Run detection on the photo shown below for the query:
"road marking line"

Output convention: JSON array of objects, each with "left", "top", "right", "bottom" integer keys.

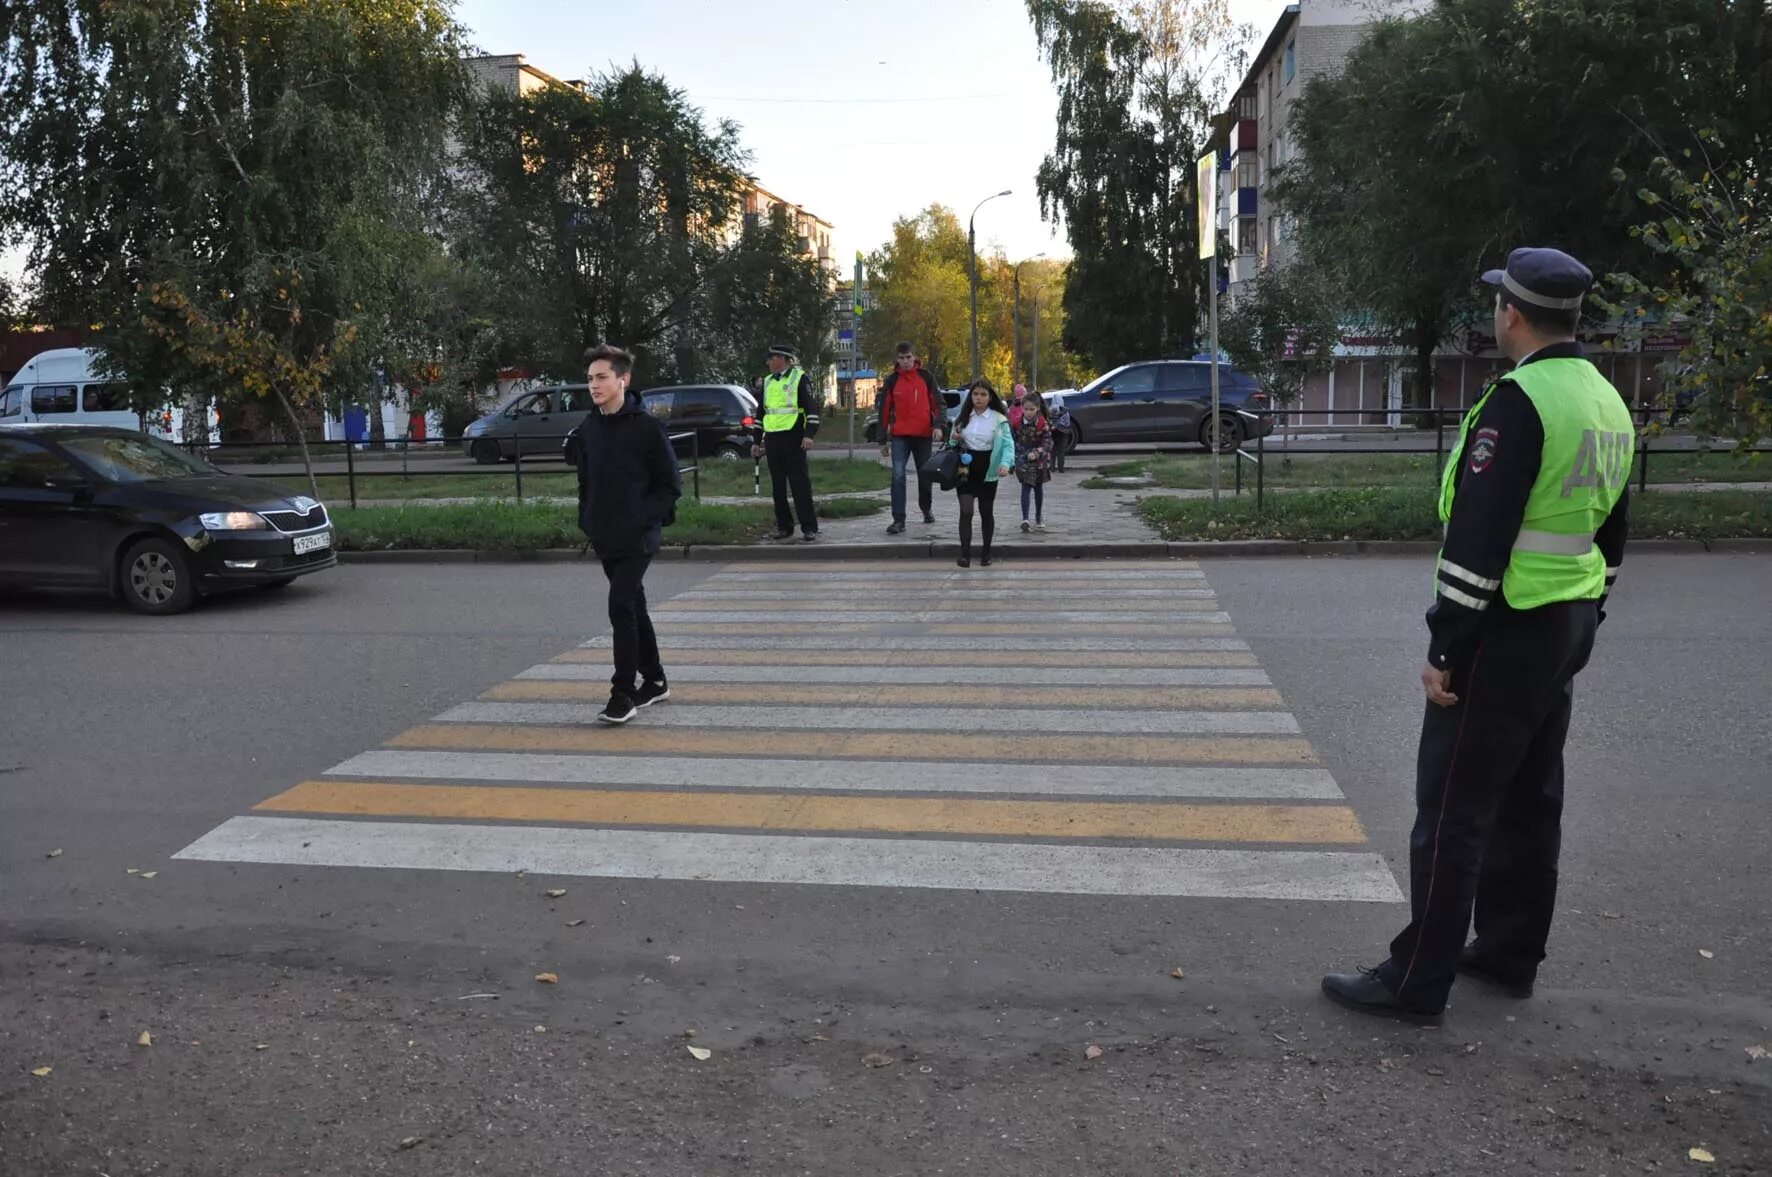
[
  {"left": 708, "top": 561, "right": 1202, "bottom": 573},
  {"left": 576, "top": 635, "right": 1248, "bottom": 651},
  {"left": 666, "top": 591, "right": 1222, "bottom": 606},
  {"left": 689, "top": 580, "right": 1215, "bottom": 592},
  {"left": 480, "top": 681, "right": 1287, "bottom": 708},
  {"left": 434, "top": 701, "right": 1302, "bottom": 735},
  {"left": 552, "top": 649, "right": 1262, "bottom": 668},
  {"left": 386, "top": 724, "right": 1320, "bottom": 765},
  {"left": 174, "top": 817, "right": 1405, "bottom": 902},
  {"left": 256, "top": 782, "right": 1368, "bottom": 844},
  {"left": 540, "top": 654, "right": 1266, "bottom": 674},
  {"left": 648, "top": 606, "right": 1228, "bottom": 622},
  {"left": 704, "top": 569, "right": 1205, "bottom": 581},
  {"left": 325, "top": 751, "right": 1345, "bottom": 799},
  {"left": 649, "top": 617, "right": 1234, "bottom": 632}
]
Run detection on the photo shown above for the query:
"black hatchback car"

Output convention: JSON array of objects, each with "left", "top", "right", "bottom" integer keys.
[
  {"left": 1063, "top": 360, "right": 1274, "bottom": 451},
  {"left": 0, "top": 425, "right": 335, "bottom": 614},
  {"left": 562, "top": 384, "right": 761, "bottom": 466}
]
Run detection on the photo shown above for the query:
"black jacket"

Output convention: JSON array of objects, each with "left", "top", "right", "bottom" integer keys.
[
  {"left": 1427, "top": 341, "right": 1630, "bottom": 670},
  {"left": 572, "top": 391, "right": 682, "bottom": 558}
]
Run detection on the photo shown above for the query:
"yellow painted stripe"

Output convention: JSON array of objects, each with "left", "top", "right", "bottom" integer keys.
[
  {"left": 662, "top": 598, "right": 1224, "bottom": 613},
  {"left": 257, "top": 781, "right": 1364, "bottom": 844},
  {"left": 482, "top": 681, "right": 1286, "bottom": 709},
  {"left": 554, "top": 649, "right": 1261, "bottom": 668},
  {"left": 388, "top": 724, "right": 1318, "bottom": 765},
  {"left": 654, "top": 622, "right": 1234, "bottom": 636},
  {"left": 710, "top": 562, "right": 1202, "bottom": 573}
]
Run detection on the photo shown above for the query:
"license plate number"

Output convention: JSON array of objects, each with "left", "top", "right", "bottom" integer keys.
[{"left": 292, "top": 531, "right": 331, "bottom": 555}]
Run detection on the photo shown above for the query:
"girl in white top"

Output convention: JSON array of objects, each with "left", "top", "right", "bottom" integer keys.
[{"left": 946, "top": 380, "right": 1014, "bottom": 567}]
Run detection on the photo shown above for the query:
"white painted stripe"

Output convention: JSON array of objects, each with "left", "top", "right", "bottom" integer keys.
[
  {"left": 648, "top": 610, "right": 1234, "bottom": 625},
  {"left": 705, "top": 570, "right": 1206, "bottom": 581},
  {"left": 326, "top": 750, "right": 1345, "bottom": 799},
  {"left": 174, "top": 816, "right": 1405, "bottom": 902},
  {"left": 1436, "top": 583, "right": 1491, "bottom": 611},
  {"left": 1437, "top": 558, "right": 1501, "bottom": 592},
  {"left": 579, "top": 635, "right": 1249, "bottom": 652},
  {"left": 519, "top": 664, "right": 1274, "bottom": 686},
  {"left": 434, "top": 701, "right": 1302, "bottom": 735},
  {"left": 673, "top": 588, "right": 1221, "bottom": 601}
]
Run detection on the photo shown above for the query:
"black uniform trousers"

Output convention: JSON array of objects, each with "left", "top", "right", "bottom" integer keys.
[
  {"left": 764, "top": 432, "right": 817, "bottom": 536},
  {"left": 1377, "top": 598, "right": 1599, "bottom": 1012}
]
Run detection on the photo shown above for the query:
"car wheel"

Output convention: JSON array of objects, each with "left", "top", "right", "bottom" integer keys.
[
  {"left": 717, "top": 444, "right": 746, "bottom": 462},
  {"left": 120, "top": 537, "right": 197, "bottom": 615},
  {"left": 1067, "top": 422, "right": 1084, "bottom": 450},
  {"left": 1201, "top": 413, "right": 1244, "bottom": 453},
  {"left": 470, "top": 438, "right": 502, "bottom": 465}
]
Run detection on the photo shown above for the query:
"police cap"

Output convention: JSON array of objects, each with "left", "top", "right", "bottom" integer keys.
[
  {"left": 767, "top": 343, "right": 798, "bottom": 360},
  {"left": 1480, "top": 247, "right": 1592, "bottom": 311}
]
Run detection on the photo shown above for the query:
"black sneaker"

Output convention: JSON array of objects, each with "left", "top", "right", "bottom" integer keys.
[
  {"left": 922, "top": 511, "right": 936, "bottom": 524},
  {"left": 886, "top": 520, "right": 906, "bottom": 535},
  {"left": 956, "top": 555, "right": 971, "bottom": 568},
  {"left": 597, "top": 690, "right": 638, "bottom": 725},
  {"left": 773, "top": 529, "right": 795, "bottom": 540},
  {"left": 803, "top": 531, "right": 819, "bottom": 542},
  {"left": 634, "top": 679, "right": 671, "bottom": 708}
]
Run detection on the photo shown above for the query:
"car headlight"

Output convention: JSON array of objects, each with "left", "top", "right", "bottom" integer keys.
[{"left": 199, "top": 511, "right": 269, "bottom": 530}]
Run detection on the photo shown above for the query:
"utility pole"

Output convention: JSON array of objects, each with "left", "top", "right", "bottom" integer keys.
[
  {"left": 967, "top": 189, "right": 1012, "bottom": 382},
  {"left": 1197, "top": 151, "right": 1221, "bottom": 503},
  {"left": 1012, "top": 253, "right": 1046, "bottom": 387}
]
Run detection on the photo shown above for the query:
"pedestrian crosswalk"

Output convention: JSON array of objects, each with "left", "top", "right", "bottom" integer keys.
[{"left": 174, "top": 561, "right": 1404, "bottom": 904}]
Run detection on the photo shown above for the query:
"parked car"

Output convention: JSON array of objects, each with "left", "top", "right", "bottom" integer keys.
[
  {"left": 1063, "top": 361, "right": 1274, "bottom": 451},
  {"left": 561, "top": 384, "right": 760, "bottom": 466},
  {"left": 0, "top": 424, "right": 335, "bottom": 614},
  {"left": 460, "top": 385, "right": 593, "bottom": 464}
]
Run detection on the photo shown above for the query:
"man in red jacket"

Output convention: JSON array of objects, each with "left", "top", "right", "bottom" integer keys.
[{"left": 876, "top": 341, "right": 948, "bottom": 534}]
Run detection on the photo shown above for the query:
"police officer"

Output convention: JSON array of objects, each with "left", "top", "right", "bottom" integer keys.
[
  {"left": 752, "top": 343, "right": 821, "bottom": 541},
  {"left": 1322, "top": 248, "right": 1634, "bottom": 1025}
]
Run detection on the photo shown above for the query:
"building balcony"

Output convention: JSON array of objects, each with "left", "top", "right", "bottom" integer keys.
[
  {"left": 1237, "top": 188, "right": 1257, "bottom": 216},
  {"left": 1236, "top": 119, "right": 1257, "bottom": 151}
]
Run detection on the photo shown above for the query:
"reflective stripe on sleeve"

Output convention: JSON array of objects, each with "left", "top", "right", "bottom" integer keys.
[
  {"left": 1438, "top": 582, "right": 1492, "bottom": 611},
  {"left": 1438, "top": 559, "right": 1501, "bottom": 592}
]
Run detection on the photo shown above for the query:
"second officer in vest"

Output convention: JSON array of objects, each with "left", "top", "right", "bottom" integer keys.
[
  {"left": 1322, "top": 247, "right": 1634, "bottom": 1024},
  {"left": 751, "top": 343, "right": 821, "bottom": 541}
]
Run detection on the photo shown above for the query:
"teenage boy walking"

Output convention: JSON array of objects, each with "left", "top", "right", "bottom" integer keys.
[
  {"left": 876, "top": 341, "right": 947, "bottom": 533},
  {"left": 572, "top": 343, "right": 682, "bottom": 725}
]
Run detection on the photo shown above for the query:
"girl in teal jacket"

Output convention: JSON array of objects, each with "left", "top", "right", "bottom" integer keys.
[{"left": 947, "top": 379, "right": 1015, "bottom": 567}]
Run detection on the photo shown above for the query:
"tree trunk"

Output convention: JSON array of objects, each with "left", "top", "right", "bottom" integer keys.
[
  {"left": 1414, "top": 317, "right": 1437, "bottom": 417},
  {"left": 272, "top": 386, "right": 321, "bottom": 501}
]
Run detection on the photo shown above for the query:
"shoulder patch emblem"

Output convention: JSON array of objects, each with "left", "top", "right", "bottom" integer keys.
[{"left": 1467, "top": 427, "right": 1499, "bottom": 474}]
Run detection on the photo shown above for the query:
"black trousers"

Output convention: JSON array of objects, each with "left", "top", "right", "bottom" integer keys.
[
  {"left": 1377, "top": 599, "right": 1598, "bottom": 1011},
  {"left": 601, "top": 554, "right": 663, "bottom": 693},
  {"left": 765, "top": 433, "right": 817, "bottom": 535}
]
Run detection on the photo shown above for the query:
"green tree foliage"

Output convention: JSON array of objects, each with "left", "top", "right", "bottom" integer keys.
[
  {"left": 1219, "top": 260, "right": 1341, "bottom": 413},
  {"left": 1603, "top": 143, "right": 1771, "bottom": 445},
  {"left": 0, "top": 0, "right": 469, "bottom": 473},
  {"left": 455, "top": 64, "right": 830, "bottom": 391},
  {"left": 1277, "top": 0, "right": 1772, "bottom": 407},
  {"left": 1026, "top": 0, "right": 1249, "bottom": 372}
]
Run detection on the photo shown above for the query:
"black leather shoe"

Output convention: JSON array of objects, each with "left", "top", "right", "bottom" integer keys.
[
  {"left": 956, "top": 556, "right": 971, "bottom": 568},
  {"left": 886, "top": 520, "right": 906, "bottom": 535},
  {"left": 1321, "top": 968, "right": 1443, "bottom": 1026},
  {"left": 773, "top": 529, "right": 794, "bottom": 540},
  {"left": 1456, "top": 946, "right": 1535, "bottom": 998}
]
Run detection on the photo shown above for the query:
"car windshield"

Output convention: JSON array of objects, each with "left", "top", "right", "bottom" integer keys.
[{"left": 60, "top": 433, "right": 219, "bottom": 483}]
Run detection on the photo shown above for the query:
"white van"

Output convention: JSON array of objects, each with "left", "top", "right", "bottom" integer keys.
[{"left": 0, "top": 346, "right": 218, "bottom": 442}]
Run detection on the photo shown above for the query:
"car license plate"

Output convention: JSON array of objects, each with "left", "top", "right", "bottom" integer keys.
[{"left": 292, "top": 531, "right": 331, "bottom": 555}]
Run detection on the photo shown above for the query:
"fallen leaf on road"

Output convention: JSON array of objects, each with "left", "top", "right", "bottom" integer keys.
[
  {"left": 46, "top": 849, "right": 62, "bottom": 859},
  {"left": 30, "top": 1066, "right": 51, "bottom": 1077},
  {"left": 565, "top": 919, "right": 585, "bottom": 928},
  {"left": 1084, "top": 1045, "right": 1104, "bottom": 1061},
  {"left": 254, "top": 1045, "right": 269, "bottom": 1051},
  {"left": 136, "top": 1031, "right": 152, "bottom": 1047},
  {"left": 455, "top": 993, "right": 499, "bottom": 1001},
  {"left": 1465, "top": 1043, "right": 1482, "bottom": 1054},
  {"left": 400, "top": 1136, "right": 424, "bottom": 1151},
  {"left": 1689, "top": 1146, "right": 1716, "bottom": 1163},
  {"left": 1746, "top": 1045, "right": 1768, "bottom": 1062},
  {"left": 1698, "top": 949, "right": 1715, "bottom": 960},
  {"left": 126, "top": 868, "right": 140, "bottom": 875},
  {"left": 534, "top": 972, "right": 558, "bottom": 984},
  {"left": 139, "top": 871, "right": 157, "bottom": 880},
  {"left": 687, "top": 1046, "right": 712, "bottom": 1061},
  {"left": 684, "top": 1029, "right": 698, "bottom": 1038},
  {"left": 666, "top": 954, "right": 682, "bottom": 965},
  {"left": 544, "top": 889, "right": 566, "bottom": 898},
  {"left": 1169, "top": 967, "right": 1185, "bottom": 980},
  {"left": 862, "top": 1052, "right": 895, "bottom": 1068}
]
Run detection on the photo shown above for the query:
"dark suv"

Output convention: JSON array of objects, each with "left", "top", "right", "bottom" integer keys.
[
  {"left": 562, "top": 384, "right": 760, "bottom": 466},
  {"left": 1063, "top": 361, "right": 1273, "bottom": 451}
]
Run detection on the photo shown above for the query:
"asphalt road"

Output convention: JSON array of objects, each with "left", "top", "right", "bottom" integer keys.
[{"left": 2, "top": 556, "right": 1768, "bottom": 1175}]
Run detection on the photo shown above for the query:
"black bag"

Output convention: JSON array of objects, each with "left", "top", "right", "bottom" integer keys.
[{"left": 921, "top": 446, "right": 962, "bottom": 491}]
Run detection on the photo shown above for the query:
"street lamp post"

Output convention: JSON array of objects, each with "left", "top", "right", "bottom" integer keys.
[
  {"left": 968, "top": 189, "right": 1012, "bottom": 383},
  {"left": 1013, "top": 253, "right": 1046, "bottom": 387}
]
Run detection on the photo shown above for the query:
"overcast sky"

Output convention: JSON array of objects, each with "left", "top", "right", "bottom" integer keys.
[{"left": 453, "top": 0, "right": 1284, "bottom": 267}]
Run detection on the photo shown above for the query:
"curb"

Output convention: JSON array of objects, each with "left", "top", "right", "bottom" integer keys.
[{"left": 334, "top": 536, "right": 1771, "bottom": 565}]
